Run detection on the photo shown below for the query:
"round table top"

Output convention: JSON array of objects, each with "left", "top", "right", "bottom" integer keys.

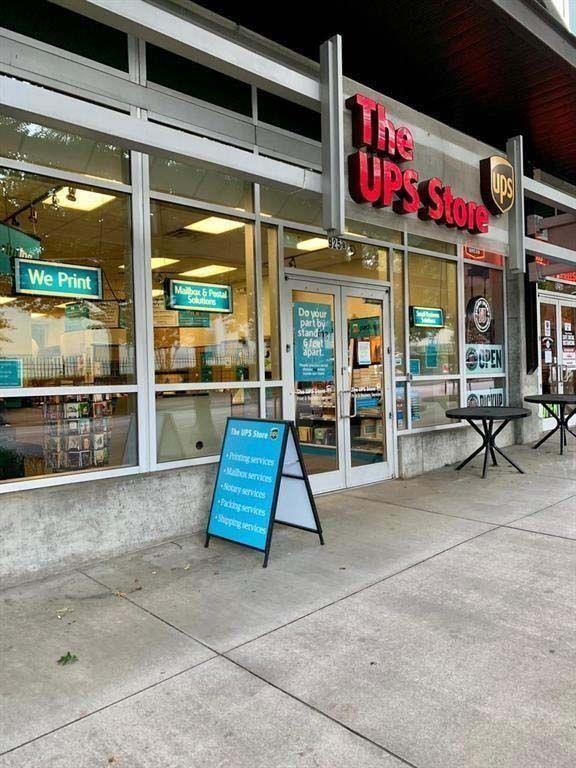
[
  {"left": 446, "top": 407, "right": 530, "bottom": 421},
  {"left": 524, "top": 393, "right": 576, "bottom": 405}
]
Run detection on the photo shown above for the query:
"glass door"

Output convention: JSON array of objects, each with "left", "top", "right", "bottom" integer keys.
[
  {"left": 284, "top": 277, "right": 393, "bottom": 493},
  {"left": 539, "top": 301, "right": 560, "bottom": 397},
  {"left": 560, "top": 302, "right": 576, "bottom": 396},
  {"left": 342, "top": 285, "right": 393, "bottom": 486},
  {"left": 538, "top": 297, "right": 576, "bottom": 427},
  {"left": 285, "top": 280, "right": 345, "bottom": 493}
]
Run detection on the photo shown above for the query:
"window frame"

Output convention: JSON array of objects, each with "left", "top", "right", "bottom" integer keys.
[
  {"left": 146, "top": 177, "right": 283, "bottom": 473},
  {"left": 394, "top": 245, "right": 508, "bottom": 434},
  {"left": 462, "top": 252, "right": 509, "bottom": 414},
  {"left": 0, "top": 151, "right": 147, "bottom": 493}
]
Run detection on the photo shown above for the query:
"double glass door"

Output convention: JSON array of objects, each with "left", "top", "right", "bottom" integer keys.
[
  {"left": 538, "top": 296, "right": 576, "bottom": 425},
  {"left": 284, "top": 276, "right": 393, "bottom": 493}
]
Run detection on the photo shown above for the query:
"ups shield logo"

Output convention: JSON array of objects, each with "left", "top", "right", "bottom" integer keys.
[{"left": 480, "top": 156, "right": 515, "bottom": 215}]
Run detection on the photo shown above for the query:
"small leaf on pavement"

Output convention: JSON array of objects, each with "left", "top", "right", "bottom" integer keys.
[{"left": 57, "top": 652, "right": 78, "bottom": 666}]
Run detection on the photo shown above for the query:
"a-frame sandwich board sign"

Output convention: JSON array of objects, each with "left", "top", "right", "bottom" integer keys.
[{"left": 205, "top": 418, "right": 323, "bottom": 567}]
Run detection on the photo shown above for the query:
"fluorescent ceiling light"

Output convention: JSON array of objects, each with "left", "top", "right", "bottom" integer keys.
[
  {"left": 120, "top": 258, "right": 178, "bottom": 272},
  {"left": 151, "top": 289, "right": 164, "bottom": 297},
  {"left": 296, "top": 237, "right": 330, "bottom": 252},
  {"left": 180, "top": 265, "right": 237, "bottom": 278},
  {"left": 42, "top": 188, "right": 116, "bottom": 211},
  {"left": 152, "top": 257, "right": 179, "bottom": 270},
  {"left": 185, "top": 217, "right": 244, "bottom": 234},
  {"left": 31, "top": 312, "right": 46, "bottom": 318},
  {"left": 55, "top": 302, "right": 72, "bottom": 308},
  {"left": 0, "top": 297, "right": 16, "bottom": 305}
]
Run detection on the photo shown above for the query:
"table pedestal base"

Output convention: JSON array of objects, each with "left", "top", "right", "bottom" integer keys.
[
  {"left": 533, "top": 404, "right": 576, "bottom": 456},
  {"left": 456, "top": 419, "right": 525, "bottom": 479}
]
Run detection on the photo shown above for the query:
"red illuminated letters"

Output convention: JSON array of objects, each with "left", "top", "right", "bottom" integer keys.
[
  {"left": 346, "top": 94, "right": 415, "bottom": 162},
  {"left": 346, "top": 93, "right": 490, "bottom": 235}
]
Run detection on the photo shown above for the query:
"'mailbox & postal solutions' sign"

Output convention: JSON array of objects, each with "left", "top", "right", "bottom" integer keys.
[{"left": 346, "top": 94, "right": 492, "bottom": 235}]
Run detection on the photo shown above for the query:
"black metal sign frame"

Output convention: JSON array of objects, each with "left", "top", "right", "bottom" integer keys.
[{"left": 205, "top": 418, "right": 324, "bottom": 567}]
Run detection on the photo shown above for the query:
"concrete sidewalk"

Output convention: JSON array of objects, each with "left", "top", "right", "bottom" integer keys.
[{"left": 1, "top": 441, "right": 574, "bottom": 768}]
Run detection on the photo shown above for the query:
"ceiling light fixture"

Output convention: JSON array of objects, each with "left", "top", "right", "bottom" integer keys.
[
  {"left": 185, "top": 217, "right": 244, "bottom": 235},
  {"left": 151, "top": 288, "right": 164, "bottom": 297},
  {"left": 0, "top": 297, "right": 16, "bottom": 305},
  {"left": 42, "top": 188, "right": 116, "bottom": 211},
  {"left": 118, "top": 258, "right": 179, "bottom": 272},
  {"left": 151, "top": 257, "right": 179, "bottom": 270},
  {"left": 31, "top": 312, "right": 46, "bottom": 318},
  {"left": 180, "top": 265, "right": 237, "bottom": 278},
  {"left": 296, "top": 237, "right": 330, "bottom": 252}
]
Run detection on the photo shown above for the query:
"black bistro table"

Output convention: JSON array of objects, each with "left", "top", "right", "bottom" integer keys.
[
  {"left": 445, "top": 406, "right": 530, "bottom": 479},
  {"left": 524, "top": 394, "right": 576, "bottom": 455}
]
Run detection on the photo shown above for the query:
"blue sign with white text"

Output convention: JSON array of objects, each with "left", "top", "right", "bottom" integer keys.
[
  {"left": 14, "top": 258, "right": 102, "bottom": 300},
  {"left": 293, "top": 301, "right": 334, "bottom": 382},
  {"left": 0, "top": 359, "right": 23, "bottom": 388},
  {"left": 166, "top": 280, "right": 232, "bottom": 313},
  {"left": 208, "top": 419, "right": 287, "bottom": 551}
]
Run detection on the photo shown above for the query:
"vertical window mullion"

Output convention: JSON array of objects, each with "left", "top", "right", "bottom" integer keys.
[
  {"left": 137, "top": 152, "right": 157, "bottom": 471},
  {"left": 457, "top": 251, "right": 466, "bottom": 407},
  {"left": 404, "top": 246, "right": 412, "bottom": 431}
]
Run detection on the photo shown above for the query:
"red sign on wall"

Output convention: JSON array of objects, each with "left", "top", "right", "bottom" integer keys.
[
  {"left": 346, "top": 93, "right": 491, "bottom": 235},
  {"left": 463, "top": 246, "right": 504, "bottom": 266}
]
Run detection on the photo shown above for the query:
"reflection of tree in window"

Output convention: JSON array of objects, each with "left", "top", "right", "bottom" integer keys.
[
  {"left": 408, "top": 254, "right": 458, "bottom": 375},
  {"left": 0, "top": 167, "right": 134, "bottom": 387}
]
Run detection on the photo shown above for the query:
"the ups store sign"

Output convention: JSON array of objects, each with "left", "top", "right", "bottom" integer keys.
[{"left": 480, "top": 155, "right": 515, "bottom": 215}]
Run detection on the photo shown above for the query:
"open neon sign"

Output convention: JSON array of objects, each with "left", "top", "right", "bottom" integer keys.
[{"left": 346, "top": 94, "right": 490, "bottom": 235}]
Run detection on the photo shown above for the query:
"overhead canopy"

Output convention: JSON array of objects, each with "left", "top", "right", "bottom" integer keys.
[{"left": 195, "top": 0, "right": 576, "bottom": 186}]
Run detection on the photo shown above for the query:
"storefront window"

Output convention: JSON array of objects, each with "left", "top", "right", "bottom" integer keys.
[
  {"left": 345, "top": 221, "right": 402, "bottom": 245},
  {"left": 260, "top": 185, "right": 321, "bottom": 225},
  {"left": 262, "top": 225, "right": 281, "bottom": 380},
  {"left": 407, "top": 234, "right": 457, "bottom": 255},
  {"left": 284, "top": 229, "right": 389, "bottom": 280},
  {"left": 466, "top": 378, "right": 505, "bottom": 407},
  {"left": 408, "top": 253, "right": 458, "bottom": 375},
  {"left": 265, "top": 387, "right": 283, "bottom": 420},
  {"left": 0, "top": 116, "right": 130, "bottom": 183},
  {"left": 395, "top": 381, "right": 407, "bottom": 431},
  {"left": 410, "top": 380, "right": 459, "bottom": 429},
  {"left": 392, "top": 250, "right": 405, "bottom": 375},
  {"left": 0, "top": 168, "right": 135, "bottom": 387},
  {"left": 149, "top": 156, "right": 253, "bottom": 211},
  {"left": 537, "top": 278, "right": 576, "bottom": 296},
  {"left": 151, "top": 201, "right": 257, "bottom": 384},
  {"left": 463, "top": 246, "right": 504, "bottom": 267},
  {"left": 464, "top": 263, "right": 505, "bottom": 378},
  {"left": 156, "top": 388, "right": 259, "bottom": 462},
  {"left": 0, "top": 393, "right": 137, "bottom": 482}
]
